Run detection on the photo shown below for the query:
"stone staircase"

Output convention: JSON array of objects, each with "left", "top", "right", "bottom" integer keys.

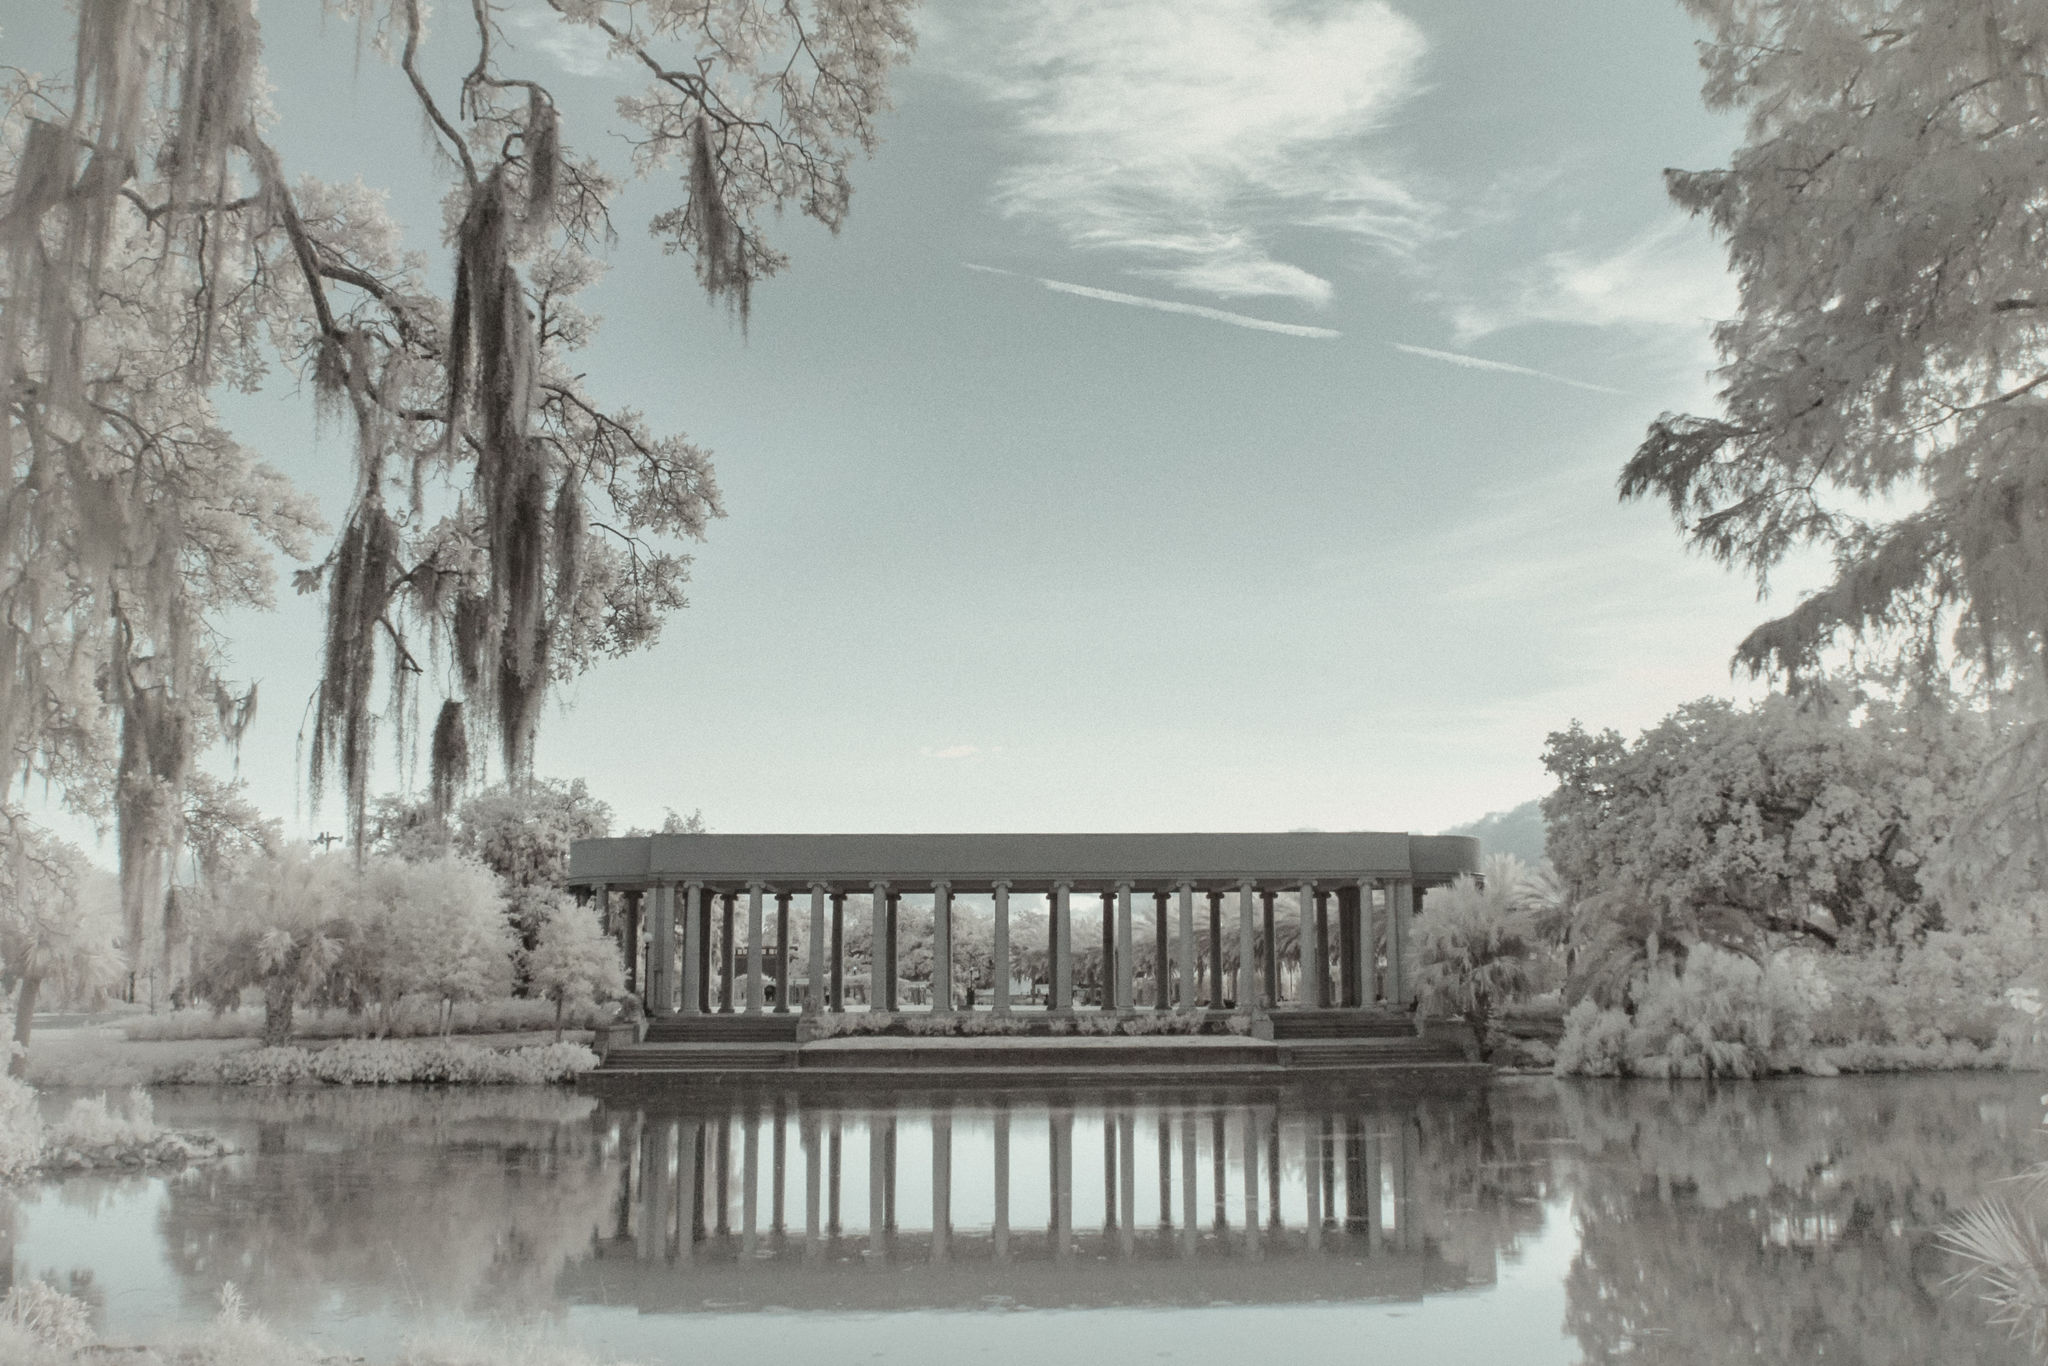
[
  {"left": 602, "top": 1043, "right": 798, "bottom": 1071},
  {"left": 1268, "top": 1009, "right": 1417, "bottom": 1040},
  {"left": 1277, "top": 1038, "right": 1472, "bottom": 1068},
  {"left": 641, "top": 1015, "right": 801, "bottom": 1044}
]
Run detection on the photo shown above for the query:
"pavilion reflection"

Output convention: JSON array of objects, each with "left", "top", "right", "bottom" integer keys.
[{"left": 572, "top": 1090, "right": 1481, "bottom": 1310}]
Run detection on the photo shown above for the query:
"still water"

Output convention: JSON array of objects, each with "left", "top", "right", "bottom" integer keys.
[{"left": 4, "top": 1075, "right": 2040, "bottom": 1364}]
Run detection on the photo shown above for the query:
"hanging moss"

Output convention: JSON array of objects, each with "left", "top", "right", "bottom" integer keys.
[
  {"left": 686, "top": 115, "right": 748, "bottom": 323},
  {"left": 429, "top": 697, "right": 468, "bottom": 822},
  {"left": 311, "top": 501, "right": 397, "bottom": 848}
]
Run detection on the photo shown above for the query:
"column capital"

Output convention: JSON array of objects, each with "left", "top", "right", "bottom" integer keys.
[
  {"left": 807, "top": 880, "right": 831, "bottom": 894},
  {"left": 932, "top": 879, "right": 952, "bottom": 894},
  {"left": 990, "top": 878, "right": 1013, "bottom": 891},
  {"left": 1052, "top": 879, "right": 1074, "bottom": 893},
  {"left": 1237, "top": 878, "right": 1257, "bottom": 892},
  {"left": 683, "top": 879, "right": 703, "bottom": 892},
  {"left": 1298, "top": 878, "right": 1317, "bottom": 889},
  {"left": 869, "top": 879, "right": 890, "bottom": 894},
  {"left": 1114, "top": 879, "right": 1134, "bottom": 893},
  {"left": 1174, "top": 880, "right": 1194, "bottom": 893},
  {"left": 747, "top": 879, "right": 767, "bottom": 892}
]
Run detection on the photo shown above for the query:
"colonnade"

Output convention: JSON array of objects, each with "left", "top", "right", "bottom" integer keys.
[
  {"left": 618, "top": 1101, "right": 1422, "bottom": 1264},
  {"left": 594, "top": 878, "right": 1424, "bottom": 1018}
]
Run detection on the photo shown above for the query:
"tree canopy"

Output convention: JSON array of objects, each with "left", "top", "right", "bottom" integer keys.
[
  {"left": 2, "top": 1, "right": 916, "bottom": 996},
  {"left": 1626, "top": 2, "right": 2048, "bottom": 690}
]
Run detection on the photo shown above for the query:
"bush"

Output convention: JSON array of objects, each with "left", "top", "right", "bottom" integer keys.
[
  {"left": 48, "top": 1087, "right": 155, "bottom": 1150},
  {"left": 1, "top": 1281, "right": 93, "bottom": 1350},
  {"left": 124, "top": 997, "right": 615, "bottom": 1043},
  {"left": 165, "top": 1039, "right": 598, "bottom": 1085},
  {"left": 1554, "top": 946, "right": 1815, "bottom": 1078},
  {"left": 0, "top": 1073, "right": 45, "bottom": 1181}
]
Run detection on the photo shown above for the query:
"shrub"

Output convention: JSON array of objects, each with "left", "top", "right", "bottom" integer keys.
[
  {"left": 49, "top": 1087, "right": 155, "bottom": 1150},
  {"left": 1553, "top": 946, "right": 1815, "bottom": 1078},
  {"left": 0, "top": 1073, "right": 45, "bottom": 1181},
  {"left": 123, "top": 997, "right": 616, "bottom": 1043},
  {"left": 166, "top": 1040, "right": 598, "bottom": 1086},
  {"left": 1554, "top": 998, "right": 1631, "bottom": 1077},
  {"left": 0, "top": 1280, "right": 93, "bottom": 1349}
]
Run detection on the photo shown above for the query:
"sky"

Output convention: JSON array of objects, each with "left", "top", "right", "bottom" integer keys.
[{"left": 7, "top": 0, "right": 1816, "bottom": 844}]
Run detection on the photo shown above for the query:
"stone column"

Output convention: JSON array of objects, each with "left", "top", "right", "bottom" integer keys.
[
  {"left": 1314, "top": 888, "right": 1333, "bottom": 1008},
  {"left": 1207, "top": 889, "right": 1224, "bottom": 1007},
  {"left": 773, "top": 892, "right": 792, "bottom": 1013},
  {"left": 1099, "top": 889, "right": 1116, "bottom": 1009},
  {"left": 931, "top": 881, "right": 953, "bottom": 1014},
  {"left": 696, "top": 889, "right": 713, "bottom": 1013},
  {"left": 806, "top": 884, "right": 827, "bottom": 1013},
  {"left": 1390, "top": 879, "right": 1415, "bottom": 1005},
  {"left": 1236, "top": 882, "right": 1257, "bottom": 1014},
  {"left": 648, "top": 883, "right": 675, "bottom": 1015},
  {"left": 681, "top": 883, "right": 704, "bottom": 1015},
  {"left": 1050, "top": 881, "right": 1074, "bottom": 1013},
  {"left": 1298, "top": 881, "right": 1321, "bottom": 1007},
  {"left": 1359, "top": 879, "right": 1379, "bottom": 1005},
  {"left": 1176, "top": 883, "right": 1197, "bottom": 1009},
  {"left": 991, "top": 881, "right": 1013, "bottom": 1013},
  {"left": 868, "top": 882, "right": 891, "bottom": 1012},
  {"left": 829, "top": 891, "right": 846, "bottom": 1011},
  {"left": 719, "top": 892, "right": 737, "bottom": 1013},
  {"left": 746, "top": 883, "right": 766, "bottom": 1014},
  {"left": 1337, "top": 885, "right": 1358, "bottom": 1009},
  {"left": 866, "top": 1113, "right": 889, "bottom": 1259},
  {"left": 1153, "top": 890, "right": 1171, "bottom": 1010},
  {"left": 1115, "top": 881, "right": 1136, "bottom": 1011},
  {"left": 1261, "top": 889, "right": 1278, "bottom": 1007},
  {"left": 1118, "top": 1113, "right": 1137, "bottom": 1257},
  {"left": 884, "top": 889, "right": 901, "bottom": 1010}
]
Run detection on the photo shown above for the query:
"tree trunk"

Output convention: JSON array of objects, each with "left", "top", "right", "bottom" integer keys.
[
  {"left": 262, "top": 980, "right": 295, "bottom": 1046},
  {"left": 10, "top": 974, "right": 41, "bottom": 1078},
  {"left": 553, "top": 993, "right": 565, "bottom": 1043}
]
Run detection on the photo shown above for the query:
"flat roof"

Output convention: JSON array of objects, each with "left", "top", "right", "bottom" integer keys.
[{"left": 568, "top": 832, "right": 1479, "bottom": 892}]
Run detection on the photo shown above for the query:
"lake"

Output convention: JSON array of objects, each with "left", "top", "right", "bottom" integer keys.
[{"left": 5, "top": 1074, "right": 2039, "bottom": 1364}]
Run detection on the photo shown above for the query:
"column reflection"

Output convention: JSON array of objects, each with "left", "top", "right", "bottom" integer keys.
[{"left": 592, "top": 1087, "right": 1479, "bottom": 1308}]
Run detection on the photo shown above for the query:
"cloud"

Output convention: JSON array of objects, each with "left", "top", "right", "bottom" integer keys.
[
  {"left": 1454, "top": 218, "right": 1736, "bottom": 340},
  {"left": 922, "top": 744, "right": 983, "bottom": 760},
  {"left": 968, "top": 263, "right": 1340, "bottom": 338},
  {"left": 1390, "top": 342, "right": 1622, "bottom": 395},
  {"left": 505, "top": 6, "right": 625, "bottom": 79},
  {"left": 946, "top": 0, "right": 1430, "bottom": 306}
]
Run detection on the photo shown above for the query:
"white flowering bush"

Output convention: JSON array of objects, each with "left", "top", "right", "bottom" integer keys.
[
  {"left": 169, "top": 1040, "right": 598, "bottom": 1086},
  {"left": 1555, "top": 947, "right": 1816, "bottom": 1078}
]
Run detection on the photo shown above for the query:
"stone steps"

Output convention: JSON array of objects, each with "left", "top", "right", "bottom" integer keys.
[
  {"left": 1268, "top": 1010, "right": 1416, "bottom": 1041},
  {"left": 642, "top": 1016, "right": 801, "bottom": 1044},
  {"left": 1278, "top": 1040, "right": 1467, "bottom": 1067},
  {"left": 604, "top": 1044, "right": 798, "bottom": 1070}
]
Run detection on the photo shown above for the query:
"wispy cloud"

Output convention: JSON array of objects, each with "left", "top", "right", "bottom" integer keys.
[
  {"left": 1454, "top": 218, "right": 1735, "bottom": 341},
  {"left": 922, "top": 744, "right": 983, "bottom": 760},
  {"left": 944, "top": 0, "right": 1430, "bottom": 306},
  {"left": 505, "top": 5, "right": 625, "bottom": 79},
  {"left": 1391, "top": 342, "right": 1622, "bottom": 395},
  {"left": 968, "top": 264, "right": 1340, "bottom": 338}
]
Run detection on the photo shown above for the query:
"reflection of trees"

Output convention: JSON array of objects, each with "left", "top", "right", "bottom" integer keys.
[
  {"left": 1558, "top": 1078, "right": 2035, "bottom": 1365},
  {"left": 1409, "top": 1086, "right": 1565, "bottom": 1276},
  {"left": 155, "top": 1092, "right": 618, "bottom": 1323}
]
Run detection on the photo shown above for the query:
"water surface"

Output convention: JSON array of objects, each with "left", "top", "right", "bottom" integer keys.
[{"left": 5, "top": 1075, "right": 2038, "bottom": 1364}]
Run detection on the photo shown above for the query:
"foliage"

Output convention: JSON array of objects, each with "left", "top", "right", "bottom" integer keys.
[
  {"left": 1555, "top": 946, "right": 1820, "bottom": 1078},
  {"left": 363, "top": 854, "right": 517, "bottom": 1031},
  {"left": 6, "top": 0, "right": 916, "bottom": 858},
  {"left": 123, "top": 997, "right": 613, "bottom": 1042},
  {"left": 524, "top": 896, "right": 626, "bottom": 1040},
  {"left": 0, "top": 812, "right": 118, "bottom": 1072},
  {"left": 0, "top": 1281, "right": 94, "bottom": 1351},
  {"left": 1412, "top": 854, "right": 1549, "bottom": 1048},
  {"left": 1544, "top": 685, "right": 1991, "bottom": 976},
  {"left": 0, "top": 1071, "right": 43, "bottom": 1180},
  {"left": 186, "top": 844, "right": 363, "bottom": 1044},
  {"left": 165, "top": 1039, "right": 598, "bottom": 1086},
  {"left": 1625, "top": 2, "right": 2048, "bottom": 690}
]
